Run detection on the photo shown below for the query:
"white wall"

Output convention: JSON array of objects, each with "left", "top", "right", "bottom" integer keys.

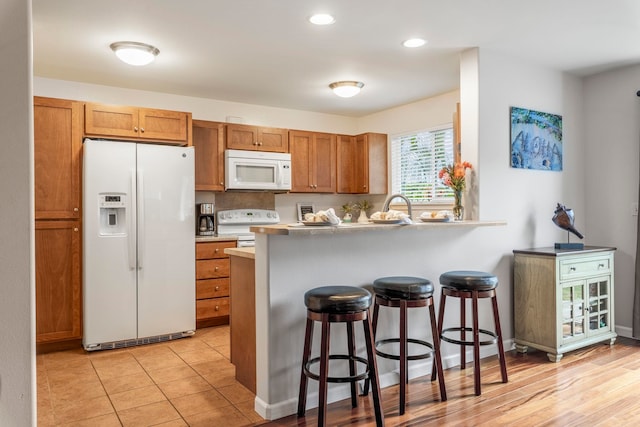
[
  {"left": 0, "top": 0, "right": 35, "bottom": 425},
  {"left": 584, "top": 64, "right": 640, "bottom": 336}
]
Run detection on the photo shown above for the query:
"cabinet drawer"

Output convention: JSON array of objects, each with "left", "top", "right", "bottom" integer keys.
[
  {"left": 196, "top": 297, "right": 229, "bottom": 319},
  {"left": 196, "top": 258, "right": 230, "bottom": 279},
  {"left": 196, "top": 241, "right": 236, "bottom": 259},
  {"left": 196, "top": 278, "right": 229, "bottom": 299},
  {"left": 560, "top": 256, "right": 611, "bottom": 280}
]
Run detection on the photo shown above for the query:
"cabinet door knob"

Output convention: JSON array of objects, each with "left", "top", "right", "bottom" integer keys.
[
  {"left": 140, "top": 128, "right": 145, "bottom": 133},
  {"left": 73, "top": 207, "right": 79, "bottom": 212},
  {"left": 215, "top": 286, "right": 220, "bottom": 291},
  {"left": 214, "top": 266, "right": 219, "bottom": 271},
  {"left": 134, "top": 127, "right": 139, "bottom": 132},
  {"left": 214, "top": 248, "right": 219, "bottom": 253},
  {"left": 215, "top": 305, "right": 220, "bottom": 311},
  {"left": 220, "top": 182, "right": 224, "bottom": 185},
  {"left": 598, "top": 263, "right": 605, "bottom": 268},
  {"left": 73, "top": 227, "right": 79, "bottom": 232},
  {"left": 570, "top": 267, "right": 576, "bottom": 271}
]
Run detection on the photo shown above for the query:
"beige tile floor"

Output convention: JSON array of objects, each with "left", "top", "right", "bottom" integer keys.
[{"left": 37, "top": 325, "right": 267, "bottom": 427}]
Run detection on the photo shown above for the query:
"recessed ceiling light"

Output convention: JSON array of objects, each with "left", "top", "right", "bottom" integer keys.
[
  {"left": 329, "top": 81, "right": 364, "bottom": 98},
  {"left": 402, "top": 38, "right": 427, "bottom": 48},
  {"left": 110, "top": 41, "right": 159, "bottom": 66},
  {"left": 309, "top": 13, "right": 335, "bottom": 25}
]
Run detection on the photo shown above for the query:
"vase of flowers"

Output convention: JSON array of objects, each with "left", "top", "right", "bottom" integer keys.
[
  {"left": 356, "top": 200, "right": 372, "bottom": 224},
  {"left": 341, "top": 202, "right": 355, "bottom": 223},
  {"left": 439, "top": 161, "right": 473, "bottom": 221}
]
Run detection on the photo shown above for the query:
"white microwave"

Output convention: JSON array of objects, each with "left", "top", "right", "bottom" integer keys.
[{"left": 225, "top": 149, "right": 292, "bottom": 191}]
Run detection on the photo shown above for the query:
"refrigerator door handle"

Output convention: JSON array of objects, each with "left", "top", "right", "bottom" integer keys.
[
  {"left": 137, "top": 169, "right": 144, "bottom": 270},
  {"left": 128, "top": 171, "right": 136, "bottom": 270}
]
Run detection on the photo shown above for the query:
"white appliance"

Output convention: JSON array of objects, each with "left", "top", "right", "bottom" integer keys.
[
  {"left": 216, "top": 209, "right": 280, "bottom": 247},
  {"left": 82, "top": 139, "right": 195, "bottom": 351},
  {"left": 225, "top": 149, "right": 291, "bottom": 191}
]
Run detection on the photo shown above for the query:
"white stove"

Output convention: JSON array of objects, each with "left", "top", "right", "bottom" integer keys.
[{"left": 216, "top": 209, "right": 280, "bottom": 247}]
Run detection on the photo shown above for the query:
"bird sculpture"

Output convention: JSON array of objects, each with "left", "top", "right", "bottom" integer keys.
[{"left": 552, "top": 203, "right": 584, "bottom": 239}]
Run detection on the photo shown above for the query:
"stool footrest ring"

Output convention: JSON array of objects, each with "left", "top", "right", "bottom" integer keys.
[
  {"left": 375, "top": 338, "right": 434, "bottom": 361},
  {"left": 441, "top": 327, "right": 498, "bottom": 347},
  {"left": 303, "top": 354, "right": 370, "bottom": 383}
]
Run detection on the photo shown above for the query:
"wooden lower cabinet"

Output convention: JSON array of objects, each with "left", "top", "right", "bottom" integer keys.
[
  {"left": 228, "top": 253, "right": 256, "bottom": 393},
  {"left": 35, "top": 220, "right": 82, "bottom": 346},
  {"left": 195, "top": 241, "right": 236, "bottom": 327}
]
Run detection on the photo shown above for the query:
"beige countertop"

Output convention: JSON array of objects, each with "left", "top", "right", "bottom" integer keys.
[
  {"left": 224, "top": 247, "right": 255, "bottom": 259},
  {"left": 250, "top": 219, "right": 506, "bottom": 236},
  {"left": 196, "top": 235, "right": 238, "bottom": 243}
]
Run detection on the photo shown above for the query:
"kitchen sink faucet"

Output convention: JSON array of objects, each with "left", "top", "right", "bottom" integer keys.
[{"left": 382, "top": 194, "right": 412, "bottom": 219}]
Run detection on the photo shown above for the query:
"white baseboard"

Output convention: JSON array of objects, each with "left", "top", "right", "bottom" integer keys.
[{"left": 616, "top": 324, "right": 633, "bottom": 338}]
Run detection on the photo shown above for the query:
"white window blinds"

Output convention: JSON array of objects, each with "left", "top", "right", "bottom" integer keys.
[{"left": 391, "top": 126, "right": 454, "bottom": 203}]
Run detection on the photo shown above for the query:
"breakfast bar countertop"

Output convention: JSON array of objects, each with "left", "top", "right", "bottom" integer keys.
[{"left": 251, "top": 219, "right": 506, "bottom": 235}]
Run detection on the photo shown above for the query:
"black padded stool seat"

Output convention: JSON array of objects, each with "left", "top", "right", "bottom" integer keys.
[
  {"left": 435, "top": 270, "right": 508, "bottom": 396},
  {"left": 298, "top": 286, "right": 384, "bottom": 427},
  {"left": 440, "top": 270, "right": 498, "bottom": 291},
  {"left": 363, "top": 276, "right": 446, "bottom": 415},
  {"left": 373, "top": 276, "right": 434, "bottom": 300},
  {"left": 304, "top": 285, "right": 372, "bottom": 313}
]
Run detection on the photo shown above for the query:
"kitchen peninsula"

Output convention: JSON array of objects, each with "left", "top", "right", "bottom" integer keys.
[{"left": 241, "top": 220, "right": 506, "bottom": 420}]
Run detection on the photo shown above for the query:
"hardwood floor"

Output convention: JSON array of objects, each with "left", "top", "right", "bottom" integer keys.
[{"left": 264, "top": 337, "right": 640, "bottom": 426}]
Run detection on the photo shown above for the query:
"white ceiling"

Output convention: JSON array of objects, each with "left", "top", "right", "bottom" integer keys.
[{"left": 33, "top": 0, "right": 640, "bottom": 117}]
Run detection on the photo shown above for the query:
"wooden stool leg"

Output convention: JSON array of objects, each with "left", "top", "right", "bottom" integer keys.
[
  {"left": 362, "top": 300, "right": 380, "bottom": 396},
  {"left": 460, "top": 294, "right": 466, "bottom": 369},
  {"left": 318, "top": 314, "right": 331, "bottom": 427},
  {"left": 347, "top": 321, "right": 358, "bottom": 408},
  {"left": 362, "top": 314, "right": 385, "bottom": 427},
  {"left": 492, "top": 293, "right": 509, "bottom": 383},
  {"left": 432, "top": 290, "right": 446, "bottom": 381},
  {"left": 428, "top": 300, "right": 447, "bottom": 401},
  {"left": 297, "top": 317, "right": 314, "bottom": 417},
  {"left": 472, "top": 291, "right": 481, "bottom": 396},
  {"left": 399, "top": 299, "right": 408, "bottom": 415}
]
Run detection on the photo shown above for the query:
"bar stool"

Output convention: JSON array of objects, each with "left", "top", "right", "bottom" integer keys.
[
  {"left": 363, "top": 276, "right": 446, "bottom": 415},
  {"left": 297, "top": 285, "right": 384, "bottom": 427},
  {"left": 435, "top": 270, "right": 508, "bottom": 396}
]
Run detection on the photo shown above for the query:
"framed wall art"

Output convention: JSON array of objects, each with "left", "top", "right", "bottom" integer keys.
[{"left": 510, "top": 106, "right": 563, "bottom": 171}]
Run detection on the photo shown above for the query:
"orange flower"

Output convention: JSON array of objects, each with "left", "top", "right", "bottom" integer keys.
[{"left": 439, "top": 161, "right": 473, "bottom": 193}]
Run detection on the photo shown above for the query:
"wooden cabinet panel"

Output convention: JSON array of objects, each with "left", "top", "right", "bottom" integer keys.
[
  {"left": 196, "top": 297, "right": 230, "bottom": 319},
  {"left": 193, "top": 120, "right": 225, "bottom": 191},
  {"left": 196, "top": 241, "right": 236, "bottom": 259},
  {"left": 290, "top": 130, "right": 336, "bottom": 193},
  {"left": 35, "top": 220, "right": 81, "bottom": 343},
  {"left": 229, "top": 255, "right": 256, "bottom": 393},
  {"left": 196, "top": 259, "right": 230, "bottom": 279},
  {"left": 226, "top": 123, "right": 288, "bottom": 152},
  {"left": 85, "top": 102, "right": 191, "bottom": 145},
  {"left": 196, "top": 278, "right": 230, "bottom": 299},
  {"left": 337, "top": 133, "right": 387, "bottom": 194},
  {"left": 139, "top": 108, "right": 189, "bottom": 142},
  {"left": 34, "top": 97, "right": 82, "bottom": 219}
]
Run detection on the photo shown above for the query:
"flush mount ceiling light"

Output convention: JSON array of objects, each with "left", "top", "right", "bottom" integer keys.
[
  {"left": 110, "top": 41, "right": 159, "bottom": 66},
  {"left": 329, "top": 81, "right": 364, "bottom": 98},
  {"left": 309, "top": 13, "right": 335, "bottom": 25},
  {"left": 402, "top": 38, "right": 427, "bottom": 48}
]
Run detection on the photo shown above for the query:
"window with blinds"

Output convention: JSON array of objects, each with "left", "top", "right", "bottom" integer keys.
[{"left": 391, "top": 126, "right": 454, "bottom": 204}]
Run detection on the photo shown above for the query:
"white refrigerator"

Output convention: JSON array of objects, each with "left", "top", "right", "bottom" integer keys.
[{"left": 83, "top": 139, "right": 195, "bottom": 351}]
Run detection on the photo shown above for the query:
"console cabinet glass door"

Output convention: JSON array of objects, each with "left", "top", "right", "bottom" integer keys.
[
  {"left": 587, "top": 276, "right": 611, "bottom": 333},
  {"left": 561, "top": 281, "right": 585, "bottom": 343}
]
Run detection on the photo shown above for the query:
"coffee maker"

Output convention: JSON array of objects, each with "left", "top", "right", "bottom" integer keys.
[{"left": 197, "top": 203, "right": 215, "bottom": 236}]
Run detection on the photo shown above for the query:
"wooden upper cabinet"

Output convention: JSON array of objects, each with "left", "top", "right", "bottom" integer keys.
[
  {"left": 337, "top": 132, "right": 388, "bottom": 194},
  {"left": 35, "top": 220, "right": 82, "bottom": 343},
  {"left": 84, "top": 102, "right": 192, "bottom": 145},
  {"left": 226, "top": 123, "right": 288, "bottom": 152},
  {"left": 193, "top": 120, "right": 225, "bottom": 191},
  {"left": 34, "top": 97, "right": 82, "bottom": 220},
  {"left": 290, "top": 130, "right": 336, "bottom": 193}
]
